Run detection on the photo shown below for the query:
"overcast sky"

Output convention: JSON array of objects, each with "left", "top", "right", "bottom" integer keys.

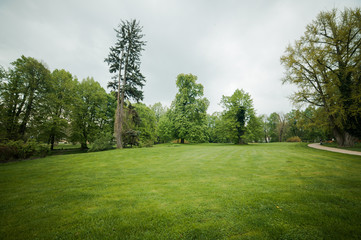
[{"left": 0, "top": 0, "right": 360, "bottom": 115}]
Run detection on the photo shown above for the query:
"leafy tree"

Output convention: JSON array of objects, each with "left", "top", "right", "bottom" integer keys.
[
  {"left": 39, "top": 69, "right": 76, "bottom": 150},
  {"left": 244, "top": 114, "right": 264, "bottom": 143},
  {"left": 133, "top": 103, "right": 157, "bottom": 145},
  {"left": 150, "top": 102, "right": 168, "bottom": 122},
  {"left": 259, "top": 114, "right": 270, "bottom": 143},
  {"left": 0, "top": 56, "right": 51, "bottom": 141},
  {"left": 169, "top": 74, "right": 209, "bottom": 143},
  {"left": 158, "top": 112, "right": 174, "bottom": 143},
  {"left": 70, "top": 77, "right": 109, "bottom": 149},
  {"left": 267, "top": 113, "right": 279, "bottom": 142},
  {"left": 276, "top": 113, "right": 288, "bottom": 142},
  {"left": 105, "top": 19, "right": 146, "bottom": 149},
  {"left": 150, "top": 102, "right": 168, "bottom": 142},
  {"left": 281, "top": 8, "right": 361, "bottom": 147},
  {"left": 220, "top": 89, "right": 256, "bottom": 144},
  {"left": 293, "top": 107, "right": 329, "bottom": 142}
]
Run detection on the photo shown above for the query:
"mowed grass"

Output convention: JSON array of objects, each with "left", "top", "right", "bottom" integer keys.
[{"left": 1, "top": 143, "right": 361, "bottom": 239}]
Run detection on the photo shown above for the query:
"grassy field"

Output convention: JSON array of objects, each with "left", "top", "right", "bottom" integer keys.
[{"left": 1, "top": 143, "right": 361, "bottom": 239}]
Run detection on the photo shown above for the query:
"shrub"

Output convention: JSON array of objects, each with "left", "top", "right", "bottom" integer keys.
[
  {"left": 88, "top": 132, "right": 114, "bottom": 152},
  {"left": 0, "top": 140, "right": 50, "bottom": 162},
  {"left": 138, "top": 140, "right": 154, "bottom": 148},
  {"left": 286, "top": 136, "right": 302, "bottom": 142}
]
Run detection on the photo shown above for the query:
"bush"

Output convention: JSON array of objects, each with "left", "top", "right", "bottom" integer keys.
[
  {"left": 138, "top": 140, "right": 154, "bottom": 148},
  {"left": 88, "top": 132, "right": 114, "bottom": 152},
  {"left": 0, "top": 140, "right": 50, "bottom": 162},
  {"left": 286, "top": 136, "right": 302, "bottom": 142}
]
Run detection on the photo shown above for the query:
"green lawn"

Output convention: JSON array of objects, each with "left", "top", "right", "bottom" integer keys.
[
  {"left": 322, "top": 142, "right": 361, "bottom": 152},
  {"left": 1, "top": 143, "right": 361, "bottom": 239}
]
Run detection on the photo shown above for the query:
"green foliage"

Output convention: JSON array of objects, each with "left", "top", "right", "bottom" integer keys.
[
  {"left": 0, "top": 140, "right": 49, "bottom": 162},
  {"left": 70, "top": 77, "right": 110, "bottom": 149},
  {"left": 105, "top": 19, "right": 146, "bottom": 102},
  {"left": 281, "top": 8, "right": 361, "bottom": 146},
  {"left": 169, "top": 74, "right": 209, "bottom": 143},
  {"left": 244, "top": 114, "right": 264, "bottom": 142},
  {"left": 158, "top": 114, "right": 174, "bottom": 143},
  {"left": 133, "top": 103, "right": 157, "bottom": 145},
  {"left": 38, "top": 69, "right": 77, "bottom": 149},
  {"left": 88, "top": 132, "right": 114, "bottom": 152},
  {"left": 220, "top": 89, "right": 258, "bottom": 144},
  {"left": 105, "top": 19, "right": 146, "bottom": 149},
  {"left": 0, "top": 56, "right": 51, "bottom": 141}
]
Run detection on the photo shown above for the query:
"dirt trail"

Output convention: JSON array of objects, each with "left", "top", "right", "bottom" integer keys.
[{"left": 308, "top": 143, "right": 361, "bottom": 156}]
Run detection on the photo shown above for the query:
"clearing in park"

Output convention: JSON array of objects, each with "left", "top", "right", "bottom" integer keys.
[{"left": 0, "top": 143, "right": 360, "bottom": 239}]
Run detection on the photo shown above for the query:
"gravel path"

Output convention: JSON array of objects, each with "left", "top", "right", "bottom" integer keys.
[{"left": 308, "top": 143, "right": 361, "bottom": 156}]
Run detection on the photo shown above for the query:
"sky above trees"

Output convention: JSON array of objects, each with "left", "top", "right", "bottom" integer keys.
[{"left": 0, "top": 0, "right": 359, "bottom": 114}]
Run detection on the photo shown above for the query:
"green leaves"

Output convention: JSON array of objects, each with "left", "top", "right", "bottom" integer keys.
[
  {"left": 220, "top": 89, "right": 257, "bottom": 144},
  {"left": 281, "top": 8, "right": 361, "bottom": 146},
  {"left": 105, "top": 19, "right": 146, "bottom": 103},
  {"left": 170, "top": 74, "right": 209, "bottom": 143}
]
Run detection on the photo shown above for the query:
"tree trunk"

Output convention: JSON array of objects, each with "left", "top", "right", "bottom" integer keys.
[
  {"left": 264, "top": 132, "right": 268, "bottom": 143},
  {"left": 50, "top": 133, "right": 55, "bottom": 150},
  {"left": 18, "top": 91, "right": 35, "bottom": 139},
  {"left": 115, "top": 51, "right": 125, "bottom": 149},
  {"left": 81, "top": 142, "right": 88, "bottom": 150},
  {"left": 115, "top": 106, "right": 122, "bottom": 149},
  {"left": 181, "top": 138, "right": 185, "bottom": 144},
  {"left": 333, "top": 127, "right": 356, "bottom": 147}
]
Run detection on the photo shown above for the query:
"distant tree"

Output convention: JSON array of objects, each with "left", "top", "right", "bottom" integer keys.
[
  {"left": 276, "top": 113, "right": 288, "bottom": 142},
  {"left": 0, "top": 56, "right": 51, "bottom": 141},
  {"left": 40, "top": 69, "right": 76, "bottom": 150},
  {"left": 294, "top": 107, "right": 330, "bottom": 142},
  {"left": 70, "top": 77, "right": 109, "bottom": 149},
  {"left": 169, "top": 74, "right": 209, "bottom": 143},
  {"left": 150, "top": 102, "right": 168, "bottom": 142},
  {"left": 158, "top": 113, "right": 174, "bottom": 143},
  {"left": 259, "top": 114, "right": 270, "bottom": 143},
  {"left": 150, "top": 102, "right": 168, "bottom": 122},
  {"left": 281, "top": 8, "right": 361, "bottom": 147},
  {"left": 220, "top": 89, "right": 256, "bottom": 144},
  {"left": 244, "top": 115, "right": 264, "bottom": 143},
  {"left": 134, "top": 103, "right": 157, "bottom": 145},
  {"left": 105, "top": 19, "right": 146, "bottom": 149},
  {"left": 267, "top": 113, "right": 279, "bottom": 142}
]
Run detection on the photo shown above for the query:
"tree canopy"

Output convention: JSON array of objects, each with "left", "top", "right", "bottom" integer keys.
[
  {"left": 281, "top": 8, "right": 361, "bottom": 146},
  {"left": 220, "top": 89, "right": 258, "bottom": 144},
  {"left": 169, "top": 74, "right": 209, "bottom": 143}
]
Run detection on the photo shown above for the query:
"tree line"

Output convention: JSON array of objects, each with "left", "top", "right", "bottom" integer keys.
[
  {"left": 0, "top": 8, "right": 360, "bottom": 160},
  {"left": 0, "top": 58, "right": 326, "bottom": 152}
]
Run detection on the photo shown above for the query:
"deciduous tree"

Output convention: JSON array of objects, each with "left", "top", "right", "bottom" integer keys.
[
  {"left": 281, "top": 8, "right": 361, "bottom": 146},
  {"left": 169, "top": 74, "right": 209, "bottom": 143},
  {"left": 220, "top": 89, "right": 256, "bottom": 144},
  {"left": 70, "top": 77, "right": 109, "bottom": 149},
  {"left": 0, "top": 56, "right": 51, "bottom": 141}
]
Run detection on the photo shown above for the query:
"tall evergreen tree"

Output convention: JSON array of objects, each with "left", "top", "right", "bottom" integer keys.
[{"left": 105, "top": 19, "right": 146, "bottom": 149}]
